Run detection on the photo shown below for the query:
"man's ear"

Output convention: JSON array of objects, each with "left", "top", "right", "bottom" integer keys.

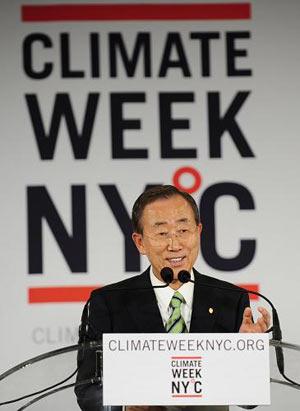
[
  {"left": 132, "top": 232, "right": 146, "bottom": 255},
  {"left": 198, "top": 223, "right": 203, "bottom": 235}
]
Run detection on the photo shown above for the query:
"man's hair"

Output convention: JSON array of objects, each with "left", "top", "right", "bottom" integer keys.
[{"left": 132, "top": 185, "right": 200, "bottom": 234}]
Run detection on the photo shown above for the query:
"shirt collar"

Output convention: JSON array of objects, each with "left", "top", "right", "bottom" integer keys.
[{"left": 150, "top": 267, "right": 194, "bottom": 310}]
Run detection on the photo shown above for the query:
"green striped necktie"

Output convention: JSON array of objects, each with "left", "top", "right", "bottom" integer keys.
[{"left": 165, "top": 291, "right": 187, "bottom": 333}]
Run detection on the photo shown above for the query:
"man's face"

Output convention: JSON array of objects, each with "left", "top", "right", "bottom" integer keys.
[{"left": 132, "top": 195, "right": 202, "bottom": 289}]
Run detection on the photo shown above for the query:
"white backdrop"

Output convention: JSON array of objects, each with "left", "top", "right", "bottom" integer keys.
[{"left": 0, "top": 0, "right": 300, "bottom": 408}]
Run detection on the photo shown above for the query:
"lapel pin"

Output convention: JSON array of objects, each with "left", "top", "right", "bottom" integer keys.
[{"left": 208, "top": 307, "right": 214, "bottom": 314}]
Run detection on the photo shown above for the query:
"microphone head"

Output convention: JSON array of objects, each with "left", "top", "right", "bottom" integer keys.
[
  {"left": 160, "top": 267, "right": 174, "bottom": 284},
  {"left": 178, "top": 270, "right": 191, "bottom": 283}
]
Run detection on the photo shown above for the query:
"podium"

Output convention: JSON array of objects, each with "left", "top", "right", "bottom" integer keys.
[{"left": 0, "top": 339, "right": 299, "bottom": 410}]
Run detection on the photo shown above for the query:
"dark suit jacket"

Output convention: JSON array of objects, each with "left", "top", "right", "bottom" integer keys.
[{"left": 76, "top": 268, "right": 250, "bottom": 410}]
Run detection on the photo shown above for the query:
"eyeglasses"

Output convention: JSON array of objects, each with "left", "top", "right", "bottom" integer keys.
[{"left": 144, "top": 224, "right": 199, "bottom": 246}]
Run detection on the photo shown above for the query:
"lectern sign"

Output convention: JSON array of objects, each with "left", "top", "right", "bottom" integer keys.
[{"left": 103, "top": 333, "right": 270, "bottom": 406}]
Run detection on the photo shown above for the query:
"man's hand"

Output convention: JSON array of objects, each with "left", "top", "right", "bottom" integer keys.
[{"left": 239, "top": 306, "right": 271, "bottom": 333}]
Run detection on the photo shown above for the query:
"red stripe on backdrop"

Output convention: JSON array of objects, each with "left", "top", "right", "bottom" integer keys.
[
  {"left": 171, "top": 356, "right": 202, "bottom": 359},
  {"left": 28, "top": 286, "right": 100, "bottom": 303},
  {"left": 28, "top": 283, "right": 259, "bottom": 303},
  {"left": 22, "top": 3, "right": 251, "bottom": 22},
  {"left": 172, "top": 395, "right": 202, "bottom": 398}
]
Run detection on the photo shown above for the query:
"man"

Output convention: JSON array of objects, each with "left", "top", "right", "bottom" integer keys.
[{"left": 76, "top": 185, "right": 270, "bottom": 410}]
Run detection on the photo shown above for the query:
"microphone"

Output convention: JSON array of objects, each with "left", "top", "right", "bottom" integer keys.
[
  {"left": 177, "top": 270, "right": 191, "bottom": 284},
  {"left": 178, "top": 270, "right": 284, "bottom": 376},
  {"left": 160, "top": 267, "right": 174, "bottom": 285},
  {"left": 102, "top": 267, "right": 174, "bottom": 291}
]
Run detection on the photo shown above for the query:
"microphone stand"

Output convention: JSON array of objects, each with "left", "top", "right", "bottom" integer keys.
[{"left": 177, "top": 270, "right": 300, "bottom": 387}]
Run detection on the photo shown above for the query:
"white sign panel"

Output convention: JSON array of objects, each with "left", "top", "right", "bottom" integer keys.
[{"left": 103, "top": 333, "right": 270, "bottom": 406}]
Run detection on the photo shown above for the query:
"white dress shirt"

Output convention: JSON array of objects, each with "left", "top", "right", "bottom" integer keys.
[{"left": 150, "top": 267, "right": 195, "bottom": 331}]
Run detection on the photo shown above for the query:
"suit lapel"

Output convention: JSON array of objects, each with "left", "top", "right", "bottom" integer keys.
[
  {"left": 190, "top": 269, "right": 218, "bottom": 333},
  {"left": 126, "top": 269, "right": 165, "bottom": 333}
]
